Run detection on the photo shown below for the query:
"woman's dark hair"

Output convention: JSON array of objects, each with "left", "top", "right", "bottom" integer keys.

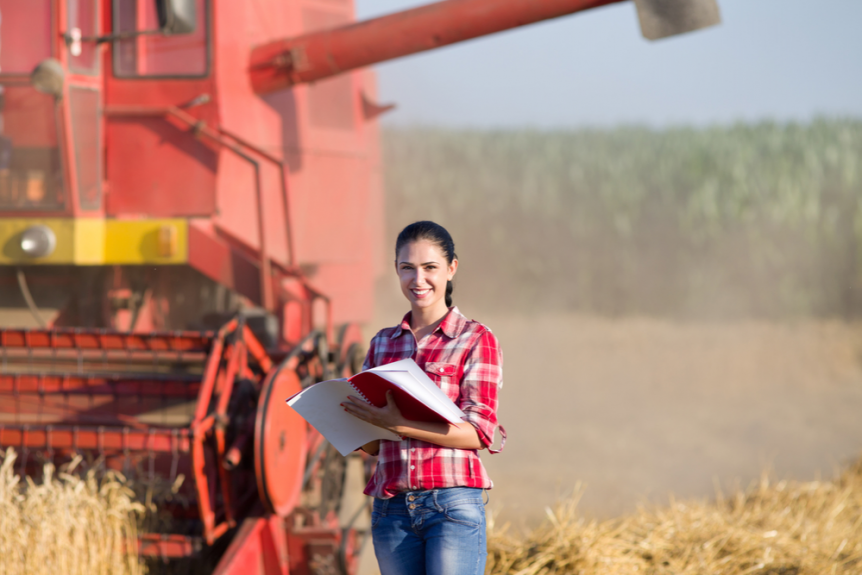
[{"left": 395, "top": 221, "right": 457, "bottom": 307}]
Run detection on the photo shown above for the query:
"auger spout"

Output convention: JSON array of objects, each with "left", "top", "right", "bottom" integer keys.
[{"left": 249, "top": 0, "right": 626, "bottom": 94}]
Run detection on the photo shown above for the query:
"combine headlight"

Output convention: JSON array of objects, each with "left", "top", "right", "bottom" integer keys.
[{"left": 20, "top": 225, "right": 56, "bottom": 258}]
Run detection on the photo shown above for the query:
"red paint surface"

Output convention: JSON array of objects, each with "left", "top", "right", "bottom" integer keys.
[{"left": 0, "top": 0, "right": 53, "bottom": 73}]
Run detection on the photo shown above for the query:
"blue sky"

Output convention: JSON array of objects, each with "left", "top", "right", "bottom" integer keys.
[{"left": 354, "top": 0, "right": 862, "bottom": 127}]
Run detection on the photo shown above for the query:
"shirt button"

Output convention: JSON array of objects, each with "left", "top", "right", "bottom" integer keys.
[
  {"left": 412, "top": 485, "right": 417, "bottom": 490},
  {"left": 439, "top": 367, "right": 445, "bottom": 373},
  {"left": 410, "top": 448, "right": 415, "bottom": 452},
  {"left": 410, "top": 465, "right": 415, "bottom": 470}
]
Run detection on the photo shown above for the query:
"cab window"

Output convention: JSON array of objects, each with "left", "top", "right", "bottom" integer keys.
[
  {"left": 0, "top": 87, "right": 65, "bottom": 210},
  {"left": 113, "top": 0, "right": 208, "bottom": 77}
]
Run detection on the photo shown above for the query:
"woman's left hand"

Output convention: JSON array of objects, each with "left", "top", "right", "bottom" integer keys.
[{"left": 342, "top": 391, "right": 406, "bottom": 433}]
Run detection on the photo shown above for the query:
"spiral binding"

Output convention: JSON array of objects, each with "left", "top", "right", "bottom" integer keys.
[{"left": 349, "top": 379, "right": 373, "bottom": 405}]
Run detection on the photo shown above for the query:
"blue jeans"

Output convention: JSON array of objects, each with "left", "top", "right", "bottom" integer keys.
[{"left": 371, "top": 487, "right": 487, "bottom": 575}]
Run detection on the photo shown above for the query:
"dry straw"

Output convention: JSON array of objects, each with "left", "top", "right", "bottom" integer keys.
[
  {"left": 487, "top": 455, "right": 862, "bottom": 575},
  {"left": 3, "top": 444, "right": 861, "bottom": 575},
  {"left": 0, "top": 447, "right": 145, "bottom": 575}
]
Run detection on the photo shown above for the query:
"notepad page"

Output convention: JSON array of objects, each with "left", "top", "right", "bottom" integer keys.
[{"left": 286, "top": 379, "right": 401, "bottom": 456}]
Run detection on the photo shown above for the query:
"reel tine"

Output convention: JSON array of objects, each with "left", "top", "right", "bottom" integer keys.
[
  {"left": 46, "top": 424, "right": 54, "bottom": 464},
  {"left": 123, "top": 426, "right": 131, "bottom": 478},
  {"left": 148, "top": 439, "right": 156, "bottom": 491},
  {"left": 19, "top": 429, "right": 29, "bottom": 475},
  {"left": 170, "top": 428, "right": 179, "bottom": 484}
]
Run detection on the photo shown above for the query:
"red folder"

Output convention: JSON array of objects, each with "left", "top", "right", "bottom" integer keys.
[{"left": 348, "top": 371, "right": 449, "bottom": 423}]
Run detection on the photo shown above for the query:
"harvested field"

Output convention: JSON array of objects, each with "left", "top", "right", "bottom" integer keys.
[
  {"left": 0, "top": 448, "right": 144, "bottom": 575},
  {"left": 478, "top": 313, "right": 862, "bottom": 525},
  {"left": 486, "top": 455, "right": 862, "bottom": 575}
]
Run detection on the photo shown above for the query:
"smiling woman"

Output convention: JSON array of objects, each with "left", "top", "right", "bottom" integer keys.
[{"left": 341, "top": 221, "right": 505, "bottom": 575}]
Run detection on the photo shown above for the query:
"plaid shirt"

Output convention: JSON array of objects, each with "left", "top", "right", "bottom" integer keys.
[{"left": 362, "top": 306, "right": 504, "bottom": 499}]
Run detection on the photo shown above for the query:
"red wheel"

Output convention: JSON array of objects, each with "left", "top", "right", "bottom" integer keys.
[{"left": 254, "top": 361, "right": 307, "bottom": 516}]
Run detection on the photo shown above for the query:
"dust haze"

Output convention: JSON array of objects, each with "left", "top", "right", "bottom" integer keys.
[{"left": 374, "top": 123, "right": 862, "bottom": 526}]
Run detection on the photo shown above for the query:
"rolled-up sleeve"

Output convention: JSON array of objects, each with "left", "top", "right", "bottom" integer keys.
[{"left": 458, "top": 329, "right": 503, "bottom": 450}]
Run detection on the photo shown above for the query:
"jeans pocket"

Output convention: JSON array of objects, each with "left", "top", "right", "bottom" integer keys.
[
  {"left": 443, "top": 500, "right": 484, "bottom": 528},
  {"left": 371, "top": 509, "right": 383, "bottom": 529}
]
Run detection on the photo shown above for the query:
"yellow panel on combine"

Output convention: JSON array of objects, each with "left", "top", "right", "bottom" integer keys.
[
  {"left": 0, "top": 218, "right": 188, "bottom": 265},
  {"left": 103, "top": 219, "right": 188, "bottom": 264}
]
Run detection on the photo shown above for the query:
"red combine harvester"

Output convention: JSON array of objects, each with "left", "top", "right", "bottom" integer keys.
[{"left": 0, "top": 0, "right": 719, "bottom": 572}]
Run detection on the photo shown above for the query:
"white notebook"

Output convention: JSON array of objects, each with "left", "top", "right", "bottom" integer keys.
[{"left": 286, "top": 358, "right": 466, "bottom": 456}]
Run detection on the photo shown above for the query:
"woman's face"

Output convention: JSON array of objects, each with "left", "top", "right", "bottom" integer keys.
[{"left": 396, "top": 239, "right": 458, "bottom": 312}]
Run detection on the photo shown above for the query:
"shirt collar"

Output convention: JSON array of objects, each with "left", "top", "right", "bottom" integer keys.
[{"left": 391, "top": 306, "right": 467, "bottom": 340}]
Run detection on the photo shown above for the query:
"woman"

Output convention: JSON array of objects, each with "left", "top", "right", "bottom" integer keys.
[{"left": 342, "top": 220, "right": 505, "bottom": 575}]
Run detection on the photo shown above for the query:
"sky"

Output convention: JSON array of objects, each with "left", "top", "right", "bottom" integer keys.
[{"left": 354, "top": 0, "right": 862, "bottom": 128}]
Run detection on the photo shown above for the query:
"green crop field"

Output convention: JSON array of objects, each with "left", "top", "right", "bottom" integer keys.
[{"left": 382, "top": 119, "right": 862, "bottom": 318}]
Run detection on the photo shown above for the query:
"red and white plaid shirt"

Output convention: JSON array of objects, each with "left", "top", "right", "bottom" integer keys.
[{"left": 362, "top": 306, "right": 504, "bottom": 499}]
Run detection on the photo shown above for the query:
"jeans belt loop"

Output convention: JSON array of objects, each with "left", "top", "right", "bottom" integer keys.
[{"left": 380, "top": 497, "right": 389, "bottom": 517}]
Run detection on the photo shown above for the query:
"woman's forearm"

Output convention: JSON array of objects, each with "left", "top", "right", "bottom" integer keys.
[
  {"left": 360, "top": 440, "right": 380, "bottom": 455},
  {"left": 393, "top": 420, "right": 484, "bottom": 450},
  {"left": 342, "top": 392, "right": 484, "bottom": 450}
]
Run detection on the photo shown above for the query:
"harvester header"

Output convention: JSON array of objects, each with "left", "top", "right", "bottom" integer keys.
[{"left": 250, "top": 0, "right": 721, "bottom": 94}]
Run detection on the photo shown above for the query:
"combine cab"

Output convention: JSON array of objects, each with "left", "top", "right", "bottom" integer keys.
[{"left": 0, "top": 0, "right": 719, "bottom": 572}]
